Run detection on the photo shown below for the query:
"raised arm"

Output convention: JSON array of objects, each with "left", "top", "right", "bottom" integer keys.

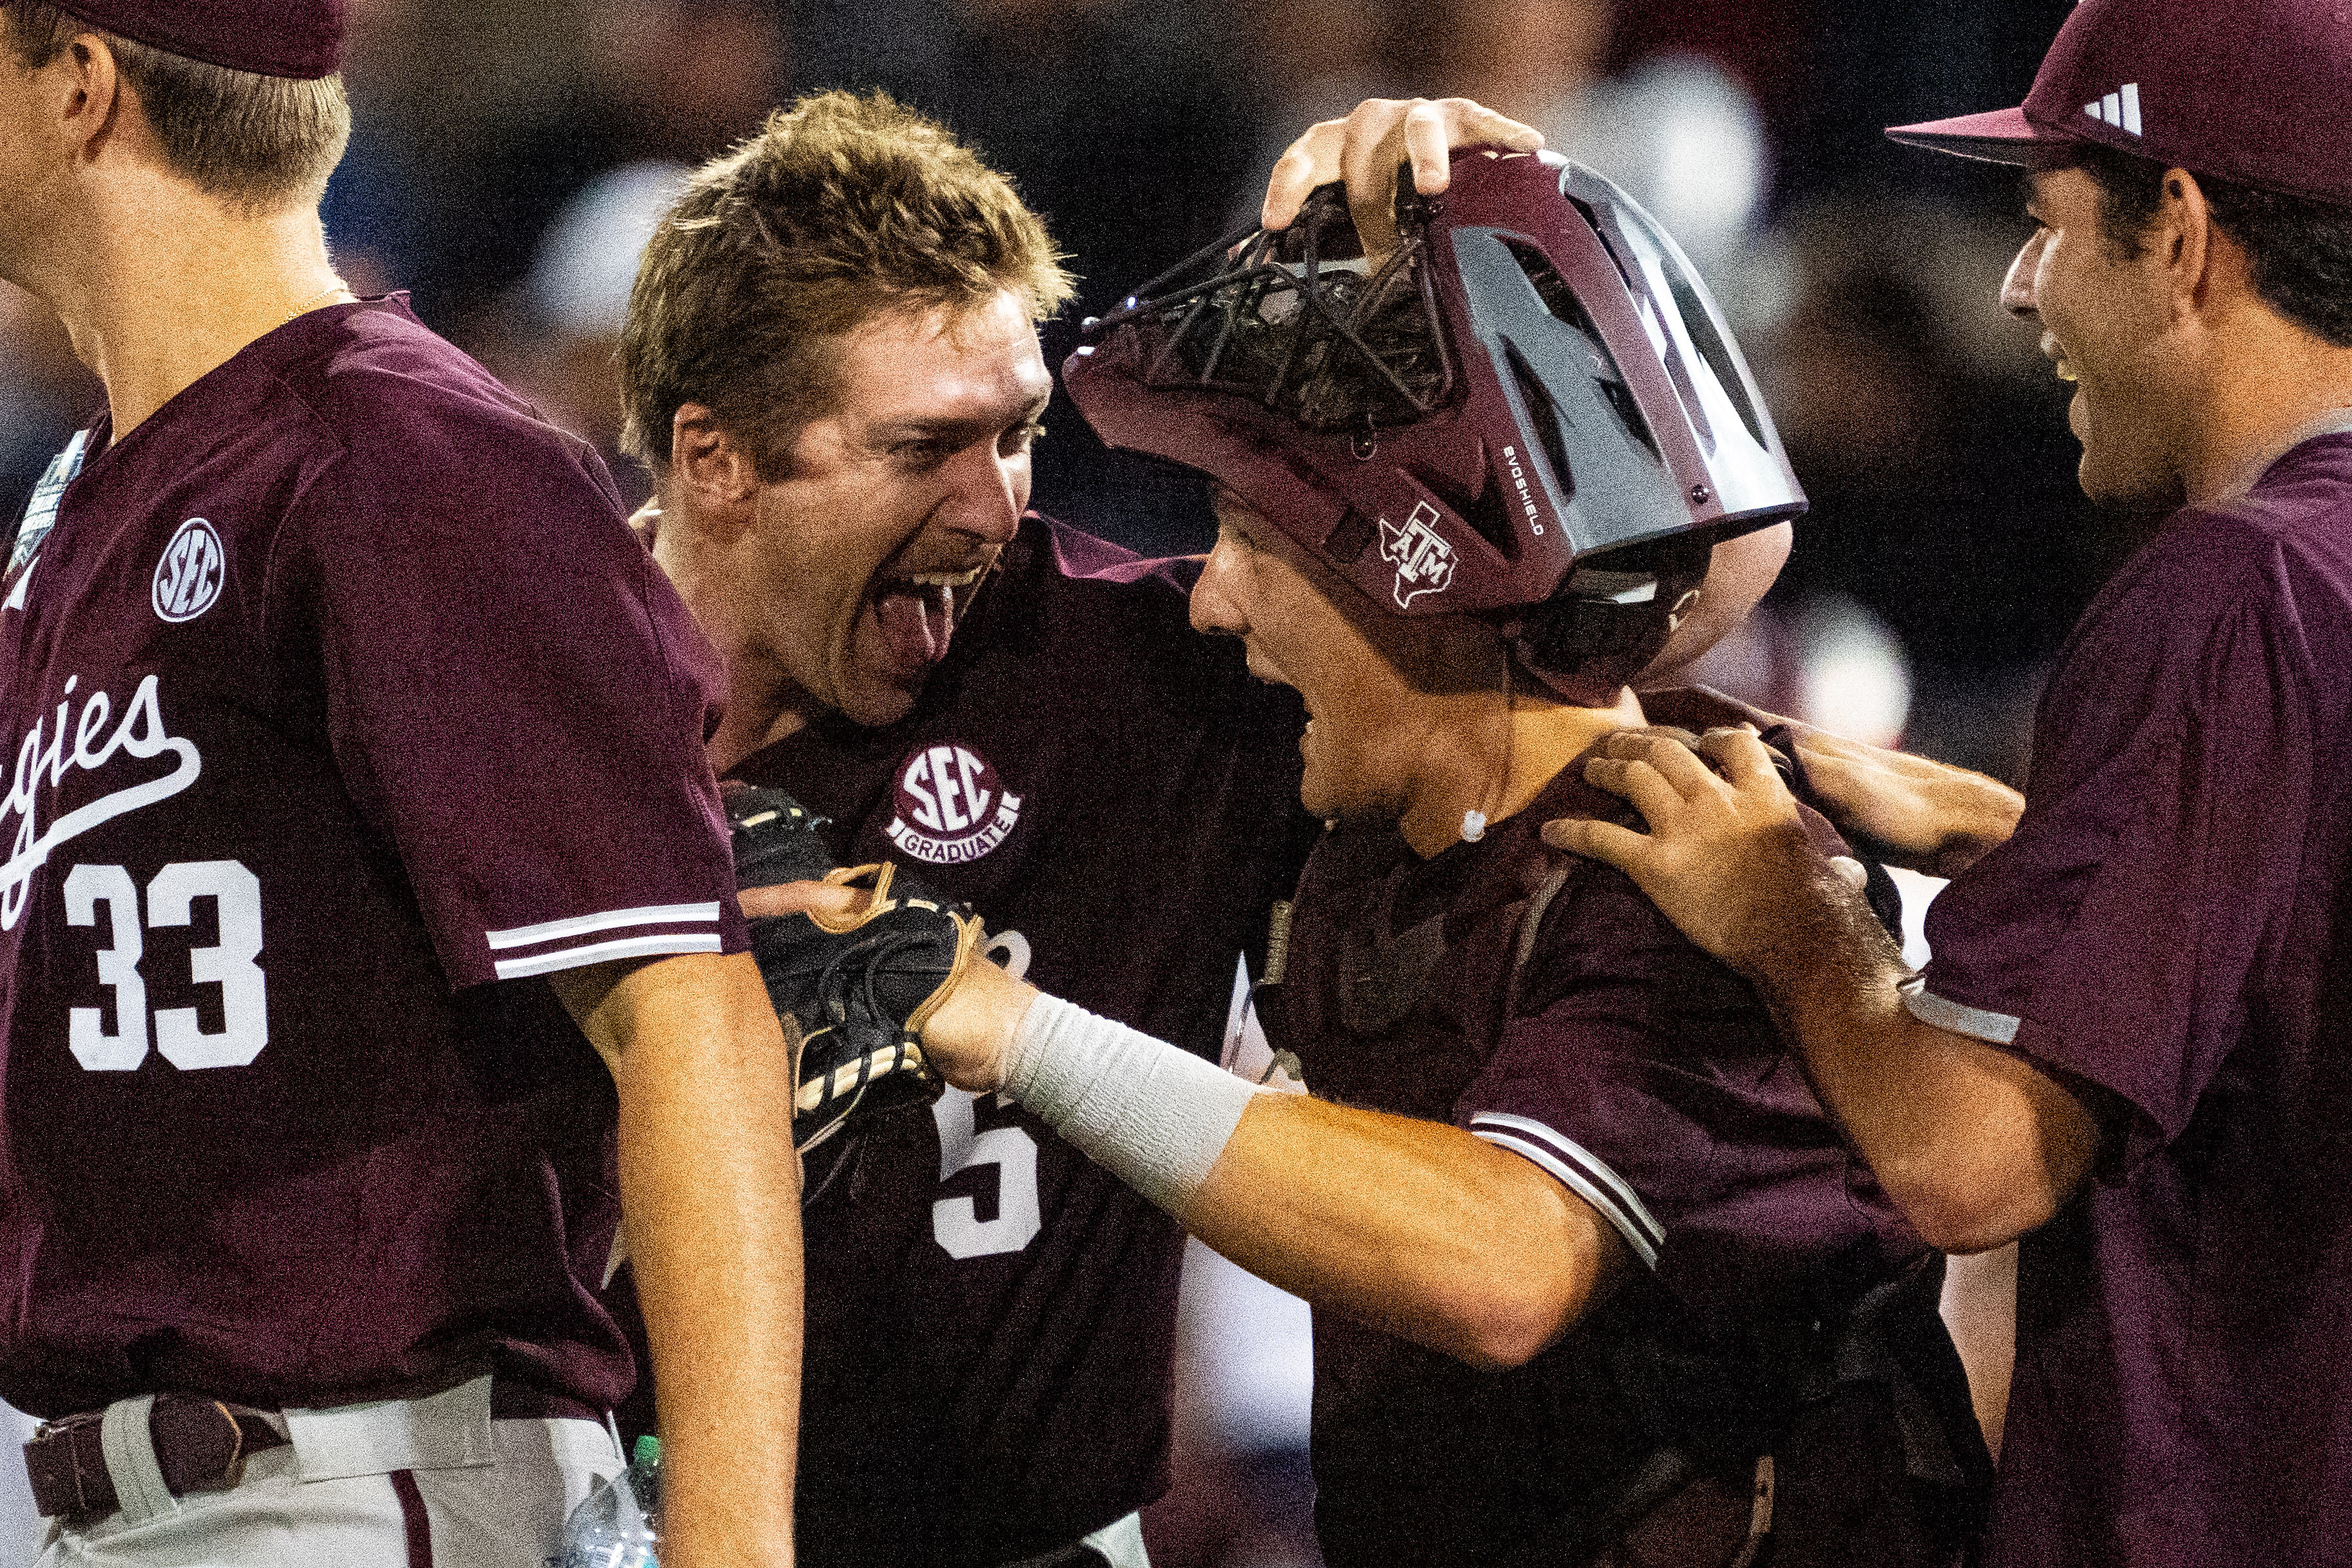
[
  {"left": 1544, "top": 729, "right": 2096, "bottom": 1253},
  {"left": 555, "top": 951, "right": 802, "bottom": 1568}
]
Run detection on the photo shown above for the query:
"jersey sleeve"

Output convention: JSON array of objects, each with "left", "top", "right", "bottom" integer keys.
[
  {"left": 292, "top": 406, "right": 746, "bottom": 989},
  {"left": 1913, "top": 536, "right": 2320, "bottom": 1160},
  {"left": 1457, "top": 867, "right": 1905, "bottom": 1318}
]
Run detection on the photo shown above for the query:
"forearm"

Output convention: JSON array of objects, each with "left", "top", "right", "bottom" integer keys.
[
  {"left": 938, "top": 975, "right": 1623, "bottom": 1369},
  {"left": 1740, "top": 846, "right": 2090, "bottom": 1252},
  {"left": 1793, "top": 734, "right": 2024, "bottom": 879},
  {"left": 1563, "top": 730, "right": 2086, "bottom": 1253},
  {"left": 1186, "top": 1093, "right": 1627, "bottom": 1369},
  {"left": 571, "top": 954, "right": 802, "bottom": 1568}
]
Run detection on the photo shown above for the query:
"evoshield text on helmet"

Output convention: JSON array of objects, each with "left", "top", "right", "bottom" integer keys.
[{"left": 1064, "top": 146, "right": 1804, "bottom": 686}]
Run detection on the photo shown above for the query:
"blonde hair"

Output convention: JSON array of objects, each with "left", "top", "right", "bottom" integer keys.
[
  {"left": 619, "top": 89, "right": 1074, "bottom": 476},
  {"left": 1, "top": 4, "right": 349, "bottom": 213}
]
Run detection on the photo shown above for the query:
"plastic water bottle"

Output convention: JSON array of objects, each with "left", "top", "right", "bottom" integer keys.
[{"left": 553, "top": 1435, "right": 662, "bottom": 1568}]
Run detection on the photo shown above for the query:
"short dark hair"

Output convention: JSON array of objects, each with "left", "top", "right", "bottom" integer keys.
[
  {"left": 2054, "top": 142, "right": 2352, "bottom": 348},
  {"left": 0, "top": 3, "right": 349, "bottom": 212}
]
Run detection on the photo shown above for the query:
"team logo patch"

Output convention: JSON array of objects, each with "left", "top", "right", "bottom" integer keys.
[
  {"left": 152, "top": 518, "right": 225, "bottom": 623},
  {"left": 887, "top": 741, "right": 1021, "bottom": 865},
  {"left": 1378, "top": 502, "right": 1456, "bottom": 609}
]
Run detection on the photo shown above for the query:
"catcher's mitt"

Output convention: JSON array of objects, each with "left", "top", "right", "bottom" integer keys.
[{"left": 725, "top": 785, "right": 985, "bottom": 1153}]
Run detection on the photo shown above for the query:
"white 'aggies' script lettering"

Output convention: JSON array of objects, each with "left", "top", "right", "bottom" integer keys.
[{"left": 0, "top": 675, "right": 202, "bottom": 928}]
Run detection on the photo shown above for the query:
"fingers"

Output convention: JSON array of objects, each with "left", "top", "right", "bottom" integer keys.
[
  {"left": 1261, "top": 120, "right": 1344, "bottom": 231},
  {"left": 1401, "top": 105, "right": 1456, "bottom": 197},
  {"left": 739, "top": 879, "right": 863, "bottom": 921},
  {"left": 1540, "top": 814, "right": 1651, "bottom": 869},
  {"left": 1260, "top": 97, "right": 1545, "bottom": 241},
  {"left": 1338, "top": 101, "right": 1409, "bottom": 258},
  {"left": 1827, "top": 855, "right": 1869, "bottom": 891},
  {"left": 1582, "top": 751, "right": 1694, "bottom": 828},
  {"left": 1585, "top": 730, "right": 1725, "bottom": 806},
  {"left": 1620, "top": 724, "right": 1703, "bottom": 748},
  {"left": 1690, "top": 725, "right": 1788, "bottom": 792},
  {"left": 1402, "top": 97, "right": 1544, "bottom": 195}
]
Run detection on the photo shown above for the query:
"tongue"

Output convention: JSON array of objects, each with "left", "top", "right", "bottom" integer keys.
[{"left": 873, "top": 585, "right": 952, "bottom": 668}]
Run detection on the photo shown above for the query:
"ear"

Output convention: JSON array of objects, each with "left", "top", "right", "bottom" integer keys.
[
  {"left": 2155, "top": 167, "right": 2222, "bottom": 321},
  {"left": 57, "top": 32, "right": 122, "bottom": 160},
  {"left": 669, "top": 403, "right": 762, "bottom": 506}
]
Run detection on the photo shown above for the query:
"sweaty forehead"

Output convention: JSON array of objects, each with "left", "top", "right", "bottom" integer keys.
[{"left": 836, "top": 291, "right": 1051, "bottom": 427}]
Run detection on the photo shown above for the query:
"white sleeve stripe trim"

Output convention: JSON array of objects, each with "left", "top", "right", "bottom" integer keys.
[
  {"left": 1474, "top": 1130, "right": 1660, "bottom": 1269},
  {"left": 1470, "top": 1111, "right": 1666, "bottom": 1250},
  {"left": 485, "top": 903, "right": 725, "bottom": 950},
  {"left": 492, "top": 932, "right": 724, "bottom": 979},
  {"left": 1898, "top": 974, "right": 2022, "bottom": 1044}
]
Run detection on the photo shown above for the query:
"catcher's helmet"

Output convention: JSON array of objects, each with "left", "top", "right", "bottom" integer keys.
[{"left": 1065, "top": 147, "right": 1804, "bottom": 688}]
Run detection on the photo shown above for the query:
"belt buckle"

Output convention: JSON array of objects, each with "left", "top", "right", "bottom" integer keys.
[{"left": 25, "top": 1409, "right": 106, "bottom": 1520}]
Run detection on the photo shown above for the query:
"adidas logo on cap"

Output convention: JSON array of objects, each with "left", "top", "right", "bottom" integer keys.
[{"left": 2084, "top": 81, "right": 2142, "bottom": 135}]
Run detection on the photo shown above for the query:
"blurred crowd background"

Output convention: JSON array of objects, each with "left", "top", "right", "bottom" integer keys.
[{"left": 0, "top": 1, "right": 2142, "bottom": 1560}]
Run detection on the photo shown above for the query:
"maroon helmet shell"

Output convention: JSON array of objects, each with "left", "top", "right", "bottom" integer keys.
[{"left": 1064, "top": 148, "right": 1805, "bottom": 622}]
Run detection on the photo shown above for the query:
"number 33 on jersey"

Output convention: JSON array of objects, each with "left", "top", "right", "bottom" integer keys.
[{"left": 63, "top": 860, "right": 264, "bottom": 1071}]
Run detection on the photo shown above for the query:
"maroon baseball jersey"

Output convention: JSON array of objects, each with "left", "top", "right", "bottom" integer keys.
[
  {"left": 1912, "top": 434, "right": 2352, "bottom": 1568},
  {"left": 726, "top": 515, "right": 1311, "bottom": 1565},
  {"left": 1262, "top": 761, "right": 1971, "bottom": 1567},
  {"left": 0, "top": 298, "right": 744, "bottom": 1420}
]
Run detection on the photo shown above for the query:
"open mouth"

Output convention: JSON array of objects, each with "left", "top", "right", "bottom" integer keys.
[{"left": 869, "top": 562, "right": 989, "bottom": 672}]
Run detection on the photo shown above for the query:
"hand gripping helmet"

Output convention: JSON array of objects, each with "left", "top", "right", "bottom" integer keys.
[{"left": 1064, "top": 148, "right": 1805, "bottom": 692}]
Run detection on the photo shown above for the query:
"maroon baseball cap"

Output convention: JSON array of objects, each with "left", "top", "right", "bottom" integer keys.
[
  {"left": 47, "top": 0, "right": 344, "bottom": 79},
  {"left": 1887, "top": 0, "right": 2352, "bottom": 208}
]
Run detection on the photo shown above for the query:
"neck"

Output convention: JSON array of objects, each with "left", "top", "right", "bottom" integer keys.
[
  {"left": 28, "top": 172, "right": 346, "bottom": 443},
  {"left": 2180, "top": 308, "right": 2352, "bottom": 506},
  {"left": 707, "top": 678, "right": 812, "bottom": 778},
  {"left": 647, "top": 491, "right": 815, "bottom": 776},
  {"left": 1396, "top": 680, "right": 1642, "bottom": 858}
]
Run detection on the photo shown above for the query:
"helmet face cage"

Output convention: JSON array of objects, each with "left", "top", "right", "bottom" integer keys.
[
  {"left": 1086, "top": 181, "right": 1456, "bottom": 436},
  {"left": 1067, "top": 149, "right": 1805, "bottom": 661}
]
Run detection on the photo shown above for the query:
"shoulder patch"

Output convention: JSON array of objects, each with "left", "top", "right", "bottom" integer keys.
[{"left": 152, "top": 518, "right": 226, "bottom": 623}]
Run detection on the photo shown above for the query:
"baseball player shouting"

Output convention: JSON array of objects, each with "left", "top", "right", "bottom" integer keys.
[
  {"left": 0, "top": 3, "right": 799, "bottom": 1565},
  {"left": 621, "top": 90, "right": 1612, "bottom": 1567},
  {"left": 788, "top": 145, "right": 1993, "bottom": 1566},
  {"left": 1541, "top": 1, "right": 2352, "bottom": 1565}
]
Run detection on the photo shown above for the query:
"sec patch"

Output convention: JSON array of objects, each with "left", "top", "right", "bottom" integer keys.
[
  {"left": 887, "top": 740, "right": 1021, "bottom": 865},
  {"left": 153, "top": 517, "right": 225, "bottom": 623}
]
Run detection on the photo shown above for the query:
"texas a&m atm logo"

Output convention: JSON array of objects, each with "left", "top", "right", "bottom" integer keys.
[
  {"left": 1378, "top": 502, "right": 1456, "bottom": 609},
  {"left": 888, "top": 741, "right": 1023, "bottom": 865}
]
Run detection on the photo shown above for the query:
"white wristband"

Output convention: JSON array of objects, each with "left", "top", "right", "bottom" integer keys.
[{"left": 1003, "top": 993, "right": 1262, "bottom": 1217}]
